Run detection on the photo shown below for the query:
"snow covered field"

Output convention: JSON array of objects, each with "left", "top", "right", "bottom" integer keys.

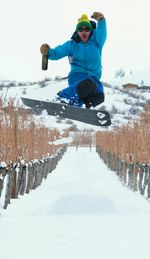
[
  {"left": 1, "top": 73, "right": 149, "bottom": 130},
  {"left": 0, "top": 147, "right": 150, "bottom": 259}
]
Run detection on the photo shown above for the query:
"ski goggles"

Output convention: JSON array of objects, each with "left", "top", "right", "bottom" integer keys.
[{"left": 78, "top": 27, "right": 91, "bottom": 32}]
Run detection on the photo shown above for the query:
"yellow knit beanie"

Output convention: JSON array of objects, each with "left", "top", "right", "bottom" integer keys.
[{"left": 76, "top": 14, "right": 92, "bottom": 31}]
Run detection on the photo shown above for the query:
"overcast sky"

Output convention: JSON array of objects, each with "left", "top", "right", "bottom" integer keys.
[{"left": 0, "top": 0, "right": 150, "bottom": 81}]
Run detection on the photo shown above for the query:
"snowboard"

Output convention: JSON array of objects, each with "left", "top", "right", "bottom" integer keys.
[{"left": 21, "top": 97, "right": 111, "bottom": 127}]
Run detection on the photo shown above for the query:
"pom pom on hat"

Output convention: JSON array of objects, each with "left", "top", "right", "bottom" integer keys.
[{"left": 76, "top": 14, "right": 92, "bottom": 31}]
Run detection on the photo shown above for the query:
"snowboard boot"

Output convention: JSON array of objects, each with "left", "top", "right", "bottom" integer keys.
[
  {"left": 77, "top": 79, "right": 104, "bottom": 108},
  {"left": 84, "top": 92, "right": 105, "bottom": 108},
  {"left": 77, "top": 79, "right": 96, "bottom": 108}
]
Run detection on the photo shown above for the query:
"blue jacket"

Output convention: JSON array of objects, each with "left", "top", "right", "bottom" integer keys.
[
  {"left": 48, "top": 19, "right": 107, "bottom": 106},
  {"left": 48, "top": 18, "right": 107, "bottom": 80}
]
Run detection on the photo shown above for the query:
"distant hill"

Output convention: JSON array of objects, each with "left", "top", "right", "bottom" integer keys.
[
  {"left": 111, "top": 68, "right": 150, "bottom": 87},
  {"left": 0, "top": 72, "right": 149, "bottom": 130}
]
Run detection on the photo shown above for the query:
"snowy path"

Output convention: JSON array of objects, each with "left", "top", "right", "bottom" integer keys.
[{"left": 0, "top": 147, "right": 150, "bottom": 259}]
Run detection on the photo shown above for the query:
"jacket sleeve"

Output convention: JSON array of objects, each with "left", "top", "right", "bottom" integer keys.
[
  {"left": 48, "top": 41, "right": 72, "bottom": 60},
  {"left": 94, "top": 18, "right": 107, "bottom": 49}
]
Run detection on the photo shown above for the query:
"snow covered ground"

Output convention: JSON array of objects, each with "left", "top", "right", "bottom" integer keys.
[
  {"left": 112, "top": 68, "right": 150, "bottom": 86},
  {"left": 1, "top": 73, "right": 149, "bottom": 130},
  {"left": 0, "top": 147, "right": 150, "bottom": 259}
]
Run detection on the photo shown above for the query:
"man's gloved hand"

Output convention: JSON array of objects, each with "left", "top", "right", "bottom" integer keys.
[
  {"left": 91, "top": 12, "right": 104, "bottom": 21},
  {"left": 40, "top": 43, "right": 50, "bottom": 55}
]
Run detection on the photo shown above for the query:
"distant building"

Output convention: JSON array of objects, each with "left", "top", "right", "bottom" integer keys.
[{"left": 122, "top": 83, "right": 138, "bottom": 90}]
